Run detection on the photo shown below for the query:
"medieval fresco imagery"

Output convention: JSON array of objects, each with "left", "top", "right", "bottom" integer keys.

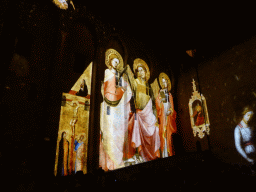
[
  {"left": 99, "top": 49, "right": 178, "bottom": 171},
  {"left": 54, "top": 63, "right": 92, "bottom": 176},
  {"left": 234, "top": 106, "right": 256, "bottom": 165},
  {"left": 188, "top": 79, "right": 210, "bottom": 139}
]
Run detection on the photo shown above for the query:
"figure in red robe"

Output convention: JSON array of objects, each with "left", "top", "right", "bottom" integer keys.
[
  {"left": 155, "top": 76, "right": 177, "bottom": 157},
  {"left": 193, "top": 103, "right": 205, "bottom": 126}
]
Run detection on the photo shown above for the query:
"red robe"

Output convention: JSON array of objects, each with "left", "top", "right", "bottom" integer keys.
[{"left": 155, "top": 91, "right": 177, "bottom": 156}]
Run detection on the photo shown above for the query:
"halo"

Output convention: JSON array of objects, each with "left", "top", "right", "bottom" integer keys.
[
  {"left": 133, "top": 58, "right": 150, "bottom": 81},
  {"left": 159, "top": 72, "right": 171, "bottom": 92},
  {"left": 105, "top": 49, "right": 124, "bottom": 70}
]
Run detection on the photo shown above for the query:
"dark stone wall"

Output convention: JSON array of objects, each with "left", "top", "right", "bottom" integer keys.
[
  {"left": 197, "top": 37, "right": 256, "bottom": 164},
  {"left": 1, "top": 1, "right": 256, "bottom": 191}
]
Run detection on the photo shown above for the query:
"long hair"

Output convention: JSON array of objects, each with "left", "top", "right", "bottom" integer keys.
[
  {"left": 240, "top": 106, "right": 254, "bottom": 126},
  {"left": 242, "top": 106, "right": 253, "bottom": 116}
]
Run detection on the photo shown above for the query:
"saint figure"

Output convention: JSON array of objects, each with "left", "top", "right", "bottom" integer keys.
[
  {"left": 155, "top": 73, "right": 177, "bottom": 158},
  {"left": 125, "top": 58, "right": 160, "bottom": 162},
  {"left": 234, "top": 107, "right": 255, "bottom": 164},
  {"left": 74, "top": 135, "right": 86, "bottom": 173},
  {"left": 99, "top": 49, "right": 132, "bottom": 171},
  {"left": 57, "top": 131, "right": 69, "bottom": 176},
  {"left": 193, "top": 103, "right": 205, "bottom": 126},
  {"left": 76, "top": 79, "right": 88, "bottom": 97}
]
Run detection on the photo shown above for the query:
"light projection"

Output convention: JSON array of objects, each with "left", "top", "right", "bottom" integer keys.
[
  {"left": 52, "top": 0, "right": 75, "bottom": 10},
  {"left": 234, "top": 107, "right": 255, "bottom": 164},
  {"left": 125, "top": 58, "right": 160, "bottom": 163},
  {"left": 155, "top": 73, "right": 177, "bottom": 158},
  {"left": 99, "top": 49, "right": 133, "bottom": 170},
  {"left": 188, "top": 79, "right": 210, "bottom": 138},
  {"left": 99, "top": 48, "right": 178, "bottom": 171},
  {"left": 53, "top": 0, "right": 68, "bottom": 10},
  {"left": 54, "top": 63, "right": 92, "bottom": 176}
]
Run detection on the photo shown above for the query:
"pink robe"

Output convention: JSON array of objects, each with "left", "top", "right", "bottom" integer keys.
[{"left": 131, "top": 99, "right": 161, "bottom": 161}]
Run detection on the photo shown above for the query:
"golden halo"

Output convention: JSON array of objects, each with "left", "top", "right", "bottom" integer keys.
[
  {"left": 159, "top": 72, "right": 171, "bottom": 92},
  {"left": 53, "top": 0, "right": 68, "bottom": 10},
  {"left": 105, "top": 49, "right": 123, "bottom": 70},
  {"left": 133, "top": 58, "right": 150, "bottom": 81}
]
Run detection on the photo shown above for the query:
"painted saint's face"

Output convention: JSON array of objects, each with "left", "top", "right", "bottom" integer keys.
[
  {"left": 138, "top": 66, "right": 146, "bottom": 80},
  {"left": 243, "top": 111, "right": 253, "bottom": 124},
  {"left": 79, "top": 135, "right": 84, "bottom": 141},
  {"left": 162, "top": 78, "right": 168, "bottom": 89},
  {"left": 63, "top": 132, "right": 66, "bottom": 139},
  {"left": 80, "top": 79, "right": 85, "bottom": 89},
  {"left": 111, "top": 58, "right": 119, "bottom": 69}
]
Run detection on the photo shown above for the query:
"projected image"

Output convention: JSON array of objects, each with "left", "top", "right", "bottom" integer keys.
[
  {"left": 155, "top": 73, "right": 177, "bottom": 158},
  {"left": 99, "top": 49, "right": 180, "bottom": 171},
  {"left": 192, "top": 100, "right": 205, "bottom": 127},
  {"left": 189, "top": 79, "right": 210, "bottom": 138},
  {"left": 99, "top": 49, "right": 132, "bottom": 171},
  {"left": 54, "top": 63, "right": 92, "bottom": 176},
  {"left": 124, "top": 58, "right": 160, "bottom": 164},
  {"left": 234, "top": 106, "right": 255, "bottom": 164}
]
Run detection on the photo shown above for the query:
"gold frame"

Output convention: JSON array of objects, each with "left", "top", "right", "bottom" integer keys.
[{"left": 188, "top": 79, "right": 210, "bottom": 138}]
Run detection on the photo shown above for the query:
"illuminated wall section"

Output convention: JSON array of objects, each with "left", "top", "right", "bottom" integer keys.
[
  {"left": 196, "top": 37, "right": 256, "bottom": 165},
  {"left": 99, "top": 49, "right": 178, "bottom": 171},
  {"left": 54, "top": 63, "right": 92, "bottom": 176},
  {"left": 175, "top": 37, "right": 256, "bottom": 166},
  {"left": 176, "top": 64, "right": 204, "bottom": 152}
]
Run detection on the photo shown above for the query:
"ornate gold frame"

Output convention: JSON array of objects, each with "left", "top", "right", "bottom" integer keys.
[{"left": 188, "top": 79, "right": 210, "bottom": 138}]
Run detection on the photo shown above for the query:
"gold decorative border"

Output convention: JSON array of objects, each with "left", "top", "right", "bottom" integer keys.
[{"left": 188, "top": 79, "right": 210, "bottom": 138}]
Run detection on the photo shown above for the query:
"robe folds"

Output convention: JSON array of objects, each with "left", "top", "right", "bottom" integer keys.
[
  {"left": 99, "top": 69, "right": 132, "bottom": 171},
  {"left": 155, "top": 92, "right": 177, "bottom": 157},
  {"left": 74, "top": 140, "right": 85, "bottom": 173},
  {"left": 194, "top": 112, "right": 205, "bottom": 126},
  {"left": 57, "top": 138, "right": 69, "bottom": 176},
  {"left": 130, "top": 98, "right": 161, "bottom": 161}
]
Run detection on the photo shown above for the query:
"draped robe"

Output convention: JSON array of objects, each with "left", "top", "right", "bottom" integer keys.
[
  {"left": 125, "top": 69, "right": 161, "bottom": 162},
  {"left": 74, "top": 140, "right": 85, "bottom": 173},
  {"left": 155, "top": 90, "right": 177, "bottom": 157},
  {"left": 99, "top": 68, "right": 132, "bottom": 171},
  {"left": 57, "top": 138, "right": 69, "bottom": 176}
]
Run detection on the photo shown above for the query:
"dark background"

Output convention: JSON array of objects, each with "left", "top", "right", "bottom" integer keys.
[{"left": 0, "top": 1, "right": 256, "bottom": 191}]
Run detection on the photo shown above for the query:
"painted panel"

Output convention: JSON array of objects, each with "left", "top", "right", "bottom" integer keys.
[
  {"left": 99, "top": 49, "right": 178, "bottom": 171},
  {"left": 54, "top": 63, "right": 92, "bottom": 176}
]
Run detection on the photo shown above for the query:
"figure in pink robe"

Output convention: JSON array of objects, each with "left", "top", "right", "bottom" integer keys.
[{"left": 125, "top": 63, "right": 160, "bottom": 163}]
